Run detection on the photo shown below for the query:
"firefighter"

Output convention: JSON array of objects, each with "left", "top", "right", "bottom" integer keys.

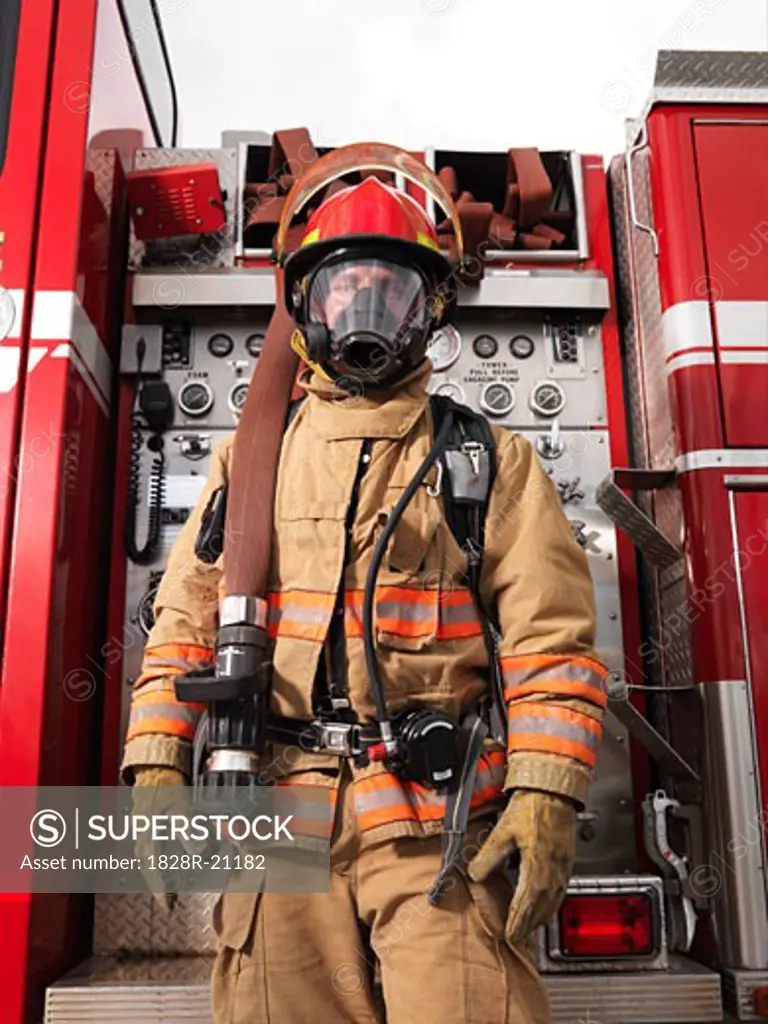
[{"left": 123, "top": 175, "right": 607, "bottom": 1024}]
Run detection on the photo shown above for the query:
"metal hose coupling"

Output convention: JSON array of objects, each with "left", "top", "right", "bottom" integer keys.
[{"left": 174, "top": 595, "right": 271, "bottom": 799}]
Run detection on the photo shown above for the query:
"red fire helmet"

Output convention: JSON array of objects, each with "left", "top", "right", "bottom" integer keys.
[{"left": 283, "top": 176, "right": 452, "bottom": 304}]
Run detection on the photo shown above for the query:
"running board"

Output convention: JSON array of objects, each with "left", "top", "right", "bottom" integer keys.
[{"left": 45, "top": 954, "right": 723, "bottom": 1023}]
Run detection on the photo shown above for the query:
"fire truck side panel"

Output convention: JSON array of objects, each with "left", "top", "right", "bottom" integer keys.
[
  {"left": 692, "top": 121, "right": 768, "bottom": 448},
  {"left": 729, "top": 487, "right": 768, "bottom": 825},
  {"left": 616, "top": 98, "right": 768, "bottom": 980},
  {"left": 0, "top": 0, "right": 58, "bottom": 639},
  {"left": 0, "top": 0, "right": 153, "bottom": 1018},
  {"left": 647, "top": 107, "right": 725, "bottom": 458}
]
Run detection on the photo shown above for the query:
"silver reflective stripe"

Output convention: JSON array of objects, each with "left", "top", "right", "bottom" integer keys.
[
  {"left": 440, "top": 603, "right": 481, "bottom": 625},
  {"left": 354, "top": 784, "right": 445, "bottom": 817},
  {"left": 269, "top": 604, "right": 331, "bottom": 626},
  {"left": 354, "top": 760, "right": 504, "bottom": 817},
  {"left": 131, "top": 702, "right": 202, "bottom": 726},
  {"left": 377, "top": 601, "right": 434, "bottom": 624},
  {"left": 508, "top": 714, "right": 600, "bottom": 751},
  {"left": 502, "top": 661, "right": 604, "bottom": 691}
]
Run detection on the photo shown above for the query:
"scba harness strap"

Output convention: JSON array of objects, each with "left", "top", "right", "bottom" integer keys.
[
  {"left": 192, "top": 390, "right": 504, "bottom": 898},
  {"left": 195, "top": 391, "right": 505, "bottom": 742}
]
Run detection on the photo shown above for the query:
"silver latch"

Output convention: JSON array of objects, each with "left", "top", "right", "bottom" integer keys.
[
  {"left": 461, "top": 440, "right": 485, "bottom": 478},
  {"left": 318, "top": 722, "right": 354, "bottom": 756}
]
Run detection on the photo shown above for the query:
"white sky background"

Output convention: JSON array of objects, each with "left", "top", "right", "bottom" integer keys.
[{"left": 162, "top": 0, "right": 767, "bottom": 162}]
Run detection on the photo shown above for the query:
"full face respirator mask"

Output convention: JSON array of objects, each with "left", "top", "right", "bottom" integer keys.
[{"left": 292, "top": 253, "right": 439, "bottom": 390}]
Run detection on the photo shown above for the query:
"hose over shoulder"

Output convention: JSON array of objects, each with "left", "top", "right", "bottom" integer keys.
[{"left": 223, "top": 301, "right": 298, "bottom": 598}]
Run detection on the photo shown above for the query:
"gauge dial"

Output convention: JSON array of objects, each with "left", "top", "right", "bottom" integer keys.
[
  {"left": 178, "top": 380, "right": 214, "bottom": 417},
  {"left": 208, "top": 333, "right": 234, "bottom": 358},
  {"left": 245, "top": 333, "right": 265, "bottom": 357},
  {"left": 530, "top": 381, "right": 565, "bottom": 417},
  {"left": 427, "top": 325, "right": 462, "bottom": 372},
  {"left": 472, "top": 334, "right": 498, "bottom": 359},
  {"left": 433, "top": 380, "right": 465, "bottom": 403},
  {"left": 480, "top": 381, "right": 515, "bottom": 417},
  {"left": 510, "top": 334, "right": 534, "bottom": 359},
  {"left": 228, "top": 381, "right": 250, "bottom": 414}
]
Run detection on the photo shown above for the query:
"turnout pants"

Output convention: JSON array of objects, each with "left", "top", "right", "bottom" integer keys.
[{"left": 211, "top": 769, "right": 551, "bottom": 1024}]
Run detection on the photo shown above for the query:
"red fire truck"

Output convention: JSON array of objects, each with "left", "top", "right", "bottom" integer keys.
[{"left": 0, "top": 1, "right": 766, "bottom": 1019}]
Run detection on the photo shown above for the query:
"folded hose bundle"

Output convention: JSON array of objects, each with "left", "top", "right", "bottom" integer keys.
[{"left": 435, "top": 148, "right": 575, "bottom": 274}]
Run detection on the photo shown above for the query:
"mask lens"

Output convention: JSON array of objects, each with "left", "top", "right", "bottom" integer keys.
[
  {"left": 308, "top": 258, "right": 430, "bottom": 338},
  {"left": 304, "top": 257, "right": 436, "bottom": 386}
]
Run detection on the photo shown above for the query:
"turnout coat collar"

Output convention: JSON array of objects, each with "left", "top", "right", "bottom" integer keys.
[{"left": 298, "top": 360, "right": 432, "bottom": 441}]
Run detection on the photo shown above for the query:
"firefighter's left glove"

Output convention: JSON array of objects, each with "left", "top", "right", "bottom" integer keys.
[
  {"left": 467, "top": 788, "right": 577, "bottom": 945},
  {"left": 132, "top": 766, "right": 189, "bottom": 914}
]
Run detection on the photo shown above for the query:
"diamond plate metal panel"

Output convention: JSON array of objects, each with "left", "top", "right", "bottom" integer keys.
[
  {"left": 610, "top": 155, "right": 699, "bottom": 803},
  {"left": 94, "top": 892, "right": 219, "bottom": 955},
  {"left": 128, "top": 148, "right": 238, "bottom": 271},
  {"left": 87, "top": 148, "right": 117, "bottom": 223},
  {"left": 653, "top": 50, "right": 768, "bottom": 106}
]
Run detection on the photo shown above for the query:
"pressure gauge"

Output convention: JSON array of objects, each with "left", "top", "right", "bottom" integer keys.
[
  {"left": 208, "top": 333, "right": 234, "bottom": 358},
  {"left": 472, "top": 334, "right": 498, "bottom": 359},
  {"left": 228, "top": 381, "right": 250, "bottom": 414},
  {"left": 510, "top": 334, "right": 534, "bottom": 359},
  {"left": 433, "top": 379, "right": 465, "bottom": 404},
  {"left": 178, "top": 379, "right": 214, "bottom": 417},
  {"left": 530, "top": 380, "right": 565, "bottom": 417},
  {"left": 245, "top": 333, "right": 265, "bottom": 357},
  {"left": 480, "top": 381, "right": 515, "bottom": 417},
  {"left": 427, "top": 325, "right": 462, "bottom": 372}
]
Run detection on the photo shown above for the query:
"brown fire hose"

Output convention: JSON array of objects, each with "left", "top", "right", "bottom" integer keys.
[
  {"left": 222, "top": 287, "right": 298, "bottom": 598},
  {"left": 436, "top": 148, "right": 574, "bottom": 278}
]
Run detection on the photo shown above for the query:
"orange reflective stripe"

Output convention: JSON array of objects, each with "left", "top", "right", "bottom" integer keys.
[
  {"left": 344, "top": 587, "right": 483, "bottom": 641},
  {"left": 145, "top": 643, "right": 213, "bottom": 661},
  {"left": 507, "top": 703, "right": 602, "bottom": 735},
  {"left": 267, "top": 590, "right": 336, "bottom": 642},
  {"left": 507, "top": 703, "right": 602, "bottom": 769},
  {"left": 504, "top": 679, "right": 608, "bottom": 708},
  {"left": 126, "top": 717, "right": 198, "bottom": 741},
  {"left": 500, "top": 653, "right": 606, "bottom": 674},
  {"left": 506, "top": 732, "right": 597, "bottom": 768},
  {"left": 138, "top": 644, "right": 214, "bottom": 688},
  {"left": 501, "top": 653, "right": 608, "bottom": 708},
  {"left": 353, "top": 752, "right": 505, "bottom": 832},
  {"left": 266, "top": 587, "right": 484, "bottom": 642},
  {"left": 134, "top": 666, "right": 179, "bottom": 688}
]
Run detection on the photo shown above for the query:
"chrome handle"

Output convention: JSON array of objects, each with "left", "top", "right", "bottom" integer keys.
[{"left": 625, "top": 120, "right": 660, "bottom": 257}]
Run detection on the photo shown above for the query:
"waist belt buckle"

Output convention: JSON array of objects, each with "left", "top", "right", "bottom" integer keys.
[{"left": 318, "top": 721, "right": 357, "bottom": 757}]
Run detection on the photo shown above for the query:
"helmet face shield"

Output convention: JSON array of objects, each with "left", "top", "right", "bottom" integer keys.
[{"left": 304, "top": 256, "right": 434, "bottom": 388}]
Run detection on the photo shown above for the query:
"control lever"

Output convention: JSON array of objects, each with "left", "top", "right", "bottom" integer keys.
[
  {"left": 642, "top": 789, "right": 697, "bottom": 951},
  {"left": 536, "top": 418, "right": 564, "bottom": 459}
]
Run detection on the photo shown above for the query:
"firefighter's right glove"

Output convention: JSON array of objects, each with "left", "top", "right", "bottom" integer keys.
[
  {"left": 467, "top": 788, "right": 577, "bottom": 945},
  {"left": 132, "top": 766, "right": 189, "bottom": 913}
]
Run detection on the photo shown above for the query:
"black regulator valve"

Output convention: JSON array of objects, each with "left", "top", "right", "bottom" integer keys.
[{"left": 393, "top": 708, "right": 461, "bottom": 790}]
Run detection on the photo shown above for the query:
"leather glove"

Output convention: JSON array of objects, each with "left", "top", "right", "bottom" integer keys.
[
  {"left": 132, "top": 766, "right": 188, "bottom": 913},
  {"left": 468, "top": 788, "right": 577, "bottom": 945}
]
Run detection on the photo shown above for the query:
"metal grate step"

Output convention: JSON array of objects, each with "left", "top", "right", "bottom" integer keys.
[{"left": 46, "top": 954, "right": 723, "bottom": 1024}]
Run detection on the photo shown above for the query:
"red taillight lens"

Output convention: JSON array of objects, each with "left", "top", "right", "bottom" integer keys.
[{"left": 558, "top": 893, "right": 655, "bottom": 958}]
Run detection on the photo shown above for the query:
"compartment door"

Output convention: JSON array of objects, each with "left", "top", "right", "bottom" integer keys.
[{"left": 693, "top": 122, "right": 768, "bottom": 447}]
